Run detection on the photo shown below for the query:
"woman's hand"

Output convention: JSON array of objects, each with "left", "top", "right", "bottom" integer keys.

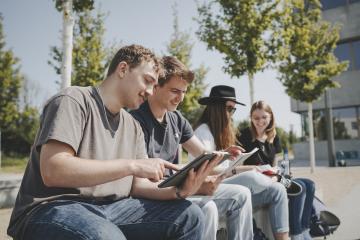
[
  {"left": 224, "top": 145, "right": 245, "bottom": 160},
  {"left": 196, "top": 174, "right": 225, "bottom": 195}
]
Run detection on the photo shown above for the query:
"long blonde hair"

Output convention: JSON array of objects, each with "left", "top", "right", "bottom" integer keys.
[
  {"left": 250, "top": 100, "right": 276, "bottom": 143},
  {"left": 196, "top": 101, "right": 237, "bottom": 150}
]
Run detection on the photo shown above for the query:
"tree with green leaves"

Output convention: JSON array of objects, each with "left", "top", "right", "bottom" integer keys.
[
  {"left": 0, "top": 15, "right": 40, "bottom": 156},
  {"left": 49, "top": 9, "right": 113, "bottom": 87},
  {"left": 166, "top": 6, "right": 207, "bottom": 125},
  {"left": 196, "top": 0, "right": 283, "bottom": 105},
  {"left": 0, "top": 14, "right": 22, "bottom": 134},
  {"left": 53, "top": 0, "right": 95, "bottom": 89},
  {"left": 278, "top": 0, "right": 348, "bottom": 172}
]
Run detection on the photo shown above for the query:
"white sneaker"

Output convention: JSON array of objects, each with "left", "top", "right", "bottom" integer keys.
[
  {"left": 302, "top": 229, "right": 312, "bottom": 240},
  {"left": 291, "top": 233, "right": 304, "bottom": 240}
]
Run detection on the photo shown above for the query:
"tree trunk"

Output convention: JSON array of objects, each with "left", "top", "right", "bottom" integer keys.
[
  {"left": 60, "top": 0, "right": 74, "bottom": 89},
  {"left": 248, "top": 74, "right": 254, "bottom": 105},
  {"left": 308, "top": 102, "right": 316, "bottom": 173},
  {"left": 324, "top": 90, "right": 336, "bottom": 167}
]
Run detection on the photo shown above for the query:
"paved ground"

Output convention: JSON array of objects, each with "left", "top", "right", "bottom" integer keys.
[{"left": 1, "top": 162, "right": 360, "bottom": 239}]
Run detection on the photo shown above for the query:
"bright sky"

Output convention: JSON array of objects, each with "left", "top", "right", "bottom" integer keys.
[{"left": 0, "top": 0, "right": 301, "bottom": 134}]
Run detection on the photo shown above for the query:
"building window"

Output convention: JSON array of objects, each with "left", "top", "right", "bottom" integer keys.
[
  {"left": 332, "top": 107, "right": 358, "bottom": 139},
  {"left": 321, "top": 0, "right": 360, "bottom": 10},
  {"left": 334, "top": 43, "right": 352, "bottom": 68},
  {"left": 349, "top": 0, "right": 360, "bottom": 4},
  {"left": 353, "top": 40, "right": 360, "bottom": 70},
  {"left": 335, "top": 40, "right": 360, "bottom": 71},
  {"left": 300, "top": 106, "right": 360, "bottom": 140},
  {"left": 320, "top": 0, "right": 346, "bottom": 10}
]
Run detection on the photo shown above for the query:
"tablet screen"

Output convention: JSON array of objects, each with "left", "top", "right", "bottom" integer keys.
[{"left": 158, "top": 152, "right": 230, "bottom": 188}]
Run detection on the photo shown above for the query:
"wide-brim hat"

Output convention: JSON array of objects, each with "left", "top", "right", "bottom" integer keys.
[{"left": 198, "top": 85, "right": 246, "bottom": 106}]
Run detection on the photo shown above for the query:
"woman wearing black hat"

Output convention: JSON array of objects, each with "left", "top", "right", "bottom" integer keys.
[{"left": 189, "top": 85, "right": 289, "bottom": 240}]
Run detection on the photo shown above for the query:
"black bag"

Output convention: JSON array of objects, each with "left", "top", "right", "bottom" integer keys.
[
  {"left": 310, "top": 196, "right": 341, "bottom": 238},
  {"left": 253, "top": 219, "right": 269, "bottom": 240}
]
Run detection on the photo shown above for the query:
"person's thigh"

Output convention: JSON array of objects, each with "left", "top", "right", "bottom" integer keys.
[
  {"left": 104, "top": 197, "right": 204, "bottom": 240},
  {"left": 24, "top": 200, "right": 126, "bottom": 240},
  {"left": 288, "top": 179, "right": 307, "bottom": 235},
  {"left": 223, "top": 170, "right": 273, "bottom": 194},
  {"left": 252, "top": 182, "right": 289, "bottom": 234},
  {"left": 211, "top": 183, "right": 253, "bottom": 240},
  {"left": 295, "top": 178, "right": 315, "bottom": 228}
]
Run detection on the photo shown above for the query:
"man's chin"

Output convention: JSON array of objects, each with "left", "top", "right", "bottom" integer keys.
[
  {"left": 127, "top": 103, "right": 141, "bottom": 110},
  {"left": 167, "top": 106, "right": 178, "bottom": 112}
]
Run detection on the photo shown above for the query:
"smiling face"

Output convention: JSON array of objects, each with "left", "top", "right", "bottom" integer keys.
[
  {"left": 251, "top": 108, "right": 272, "bottom": 135},
  {"left": 152, "top": 76, "right": 188, "bottom": 112},
  {"left": 119, "top": 60, "right": 158, "bottom": 109}
]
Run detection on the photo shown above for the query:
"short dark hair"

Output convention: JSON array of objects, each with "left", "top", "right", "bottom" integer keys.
[
  {"left": 107, "top": 44, "right": 163, "bottom": 77},
  {"left": 158, "top": 56, "right": 194, "bottom": 86}
]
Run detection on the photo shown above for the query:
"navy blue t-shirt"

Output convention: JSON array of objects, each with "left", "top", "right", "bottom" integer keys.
[
  {"left": 130, "top": 101, "right": 193, "bottom": 164},
  {"left": 237, "top": 127, "right": 282, "bottom": 166}
]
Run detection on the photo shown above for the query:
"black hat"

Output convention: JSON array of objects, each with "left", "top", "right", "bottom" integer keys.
[{"left": 198, "top": 85, "right": 245, "bottom": 106}]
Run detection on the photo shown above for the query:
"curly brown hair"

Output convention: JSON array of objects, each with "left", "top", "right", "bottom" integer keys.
[
  {"left": 158, "top": 56, "right": 194, "bottom": 86},
  {"left": 106, "top": 44, "right": 163, "bottom": 77}
]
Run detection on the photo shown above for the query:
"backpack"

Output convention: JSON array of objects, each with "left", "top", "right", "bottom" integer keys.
[{"left": 310, "top": 196, "right": 341, "bottom": 238}]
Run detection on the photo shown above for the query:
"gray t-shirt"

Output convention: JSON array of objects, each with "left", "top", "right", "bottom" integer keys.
[{"left": 8, "top": 86, "right": 147, "bottom": 238}]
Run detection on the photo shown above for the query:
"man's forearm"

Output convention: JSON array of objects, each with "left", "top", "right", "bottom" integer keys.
[
  {"left": 41, "top": 154, "right": 136, "bottom": 188},
  {"left": 40, "top": 140, "right": 145, "bottom": 188},
  {"left": 131, "top": 178, "right": 180, "bottom": 200}
]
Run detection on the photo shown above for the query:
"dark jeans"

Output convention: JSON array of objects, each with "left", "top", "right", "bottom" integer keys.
[
  {"left": 288, "top": 178, "right": 315, "bottom": 235},
  {"left": 23, "top": 198, "right": 204, "bottom": 240}
]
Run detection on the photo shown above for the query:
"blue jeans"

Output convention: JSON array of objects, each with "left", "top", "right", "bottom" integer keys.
[
  {"left": 252, "top": 182, "right": 289, "bottom": 234},
  {"left": 288, "top": 178, "right": 315, "bottom": 235},
  {"left": 189, "top": 183, "right": 254, "bottom": 240},
  {"left": 22, "top": 198, "right": 204, "bottom": 240},
  {"left": 224, "top": 171, "right": 289, "bottom": 234}
]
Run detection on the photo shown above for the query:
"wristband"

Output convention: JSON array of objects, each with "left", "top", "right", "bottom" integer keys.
[
  {"left": 232, "top": 168, "right": 237, "bottom": 175},
  {"left": 175, "top": 187, "right": 185, "bottom": 200}
]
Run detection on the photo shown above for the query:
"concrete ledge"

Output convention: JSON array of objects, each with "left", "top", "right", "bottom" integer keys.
[{"left": 0, "top": 174, "right": 22, "bottom": 209}]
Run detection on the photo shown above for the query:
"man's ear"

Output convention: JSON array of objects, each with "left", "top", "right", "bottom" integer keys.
[
  {"left": 153, "top": 84, "right": 160, "bottom": 93},
  {"left": 116, "top": 61, "right": 128, "bottom": 78}
]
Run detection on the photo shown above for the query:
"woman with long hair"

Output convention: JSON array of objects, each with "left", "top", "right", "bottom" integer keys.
[
  {"left": 238, "top": 100, "right": 315, "bottom": 240},
  {"left": 190, "top": 85, "right": 289, "bottom": 240}
]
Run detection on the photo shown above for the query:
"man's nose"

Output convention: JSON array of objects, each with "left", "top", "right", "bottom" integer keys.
[{"left": 178, "top": 92, "right": 185, "bottom": 102}]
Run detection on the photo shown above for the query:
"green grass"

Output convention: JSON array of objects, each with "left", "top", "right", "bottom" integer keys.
[{"left": 0, "top": 155, "right": 28, "bottom": 173}]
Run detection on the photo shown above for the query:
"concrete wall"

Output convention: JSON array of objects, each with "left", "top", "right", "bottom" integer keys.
[
  {"left": 322, "top": 2, "right": 360, "bottom": 40},
  {"left": 0, "top": 175, "right": 21, "bottom": 208},
  {"left": 293, "top": 139, "right": 360, "bottom": 160},
  {"left": 290, "top": 1, "right": 360, "bottom": 113},
  {"left": 290, "top": 70, "right": 360, "bottom": 112}
]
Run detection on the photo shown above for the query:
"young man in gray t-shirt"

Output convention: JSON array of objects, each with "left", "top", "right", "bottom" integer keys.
[{"left": 7, "top": 45, "right": 222, "bottom": 240}]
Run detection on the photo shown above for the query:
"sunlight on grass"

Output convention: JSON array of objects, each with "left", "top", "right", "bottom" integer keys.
[{"left": 0, "top": 155, "right": 28, "bottom": 173}]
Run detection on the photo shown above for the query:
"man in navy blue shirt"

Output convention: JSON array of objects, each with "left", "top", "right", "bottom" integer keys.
[{"left": 131, "top": 56, "right": 254, "bottom": 240}]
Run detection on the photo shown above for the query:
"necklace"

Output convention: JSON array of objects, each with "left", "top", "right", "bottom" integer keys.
[{"left": 95, "top": 86, "right": 116, "bottom": 136}]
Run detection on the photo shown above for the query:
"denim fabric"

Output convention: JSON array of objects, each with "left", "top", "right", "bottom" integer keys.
[
  {"left": 213, "top": 184, "right": 253, "bottom": 240},
  {"left": 223, "top": 169, "right": 273, "bottom": 194},
  {"left": 193, "top": 200, "right": 218, "bottom": 240},
  {"left": 189, "top": 183, "right": 253, "bottom": 240},
  {"left": 252, "top": 182, "right": 289, "bottom": 234},
  {"left": 288, "top": 178, "right": 315, "bottom": 235},
  {"left": 23, "top": 198, "right": 204, "bottom": 240},
  {"left": 223, "top": 171, "right": 289, "bottom": 234},
  {"left": 187, "top": 197, "right": 218, "bottom": 240}
]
